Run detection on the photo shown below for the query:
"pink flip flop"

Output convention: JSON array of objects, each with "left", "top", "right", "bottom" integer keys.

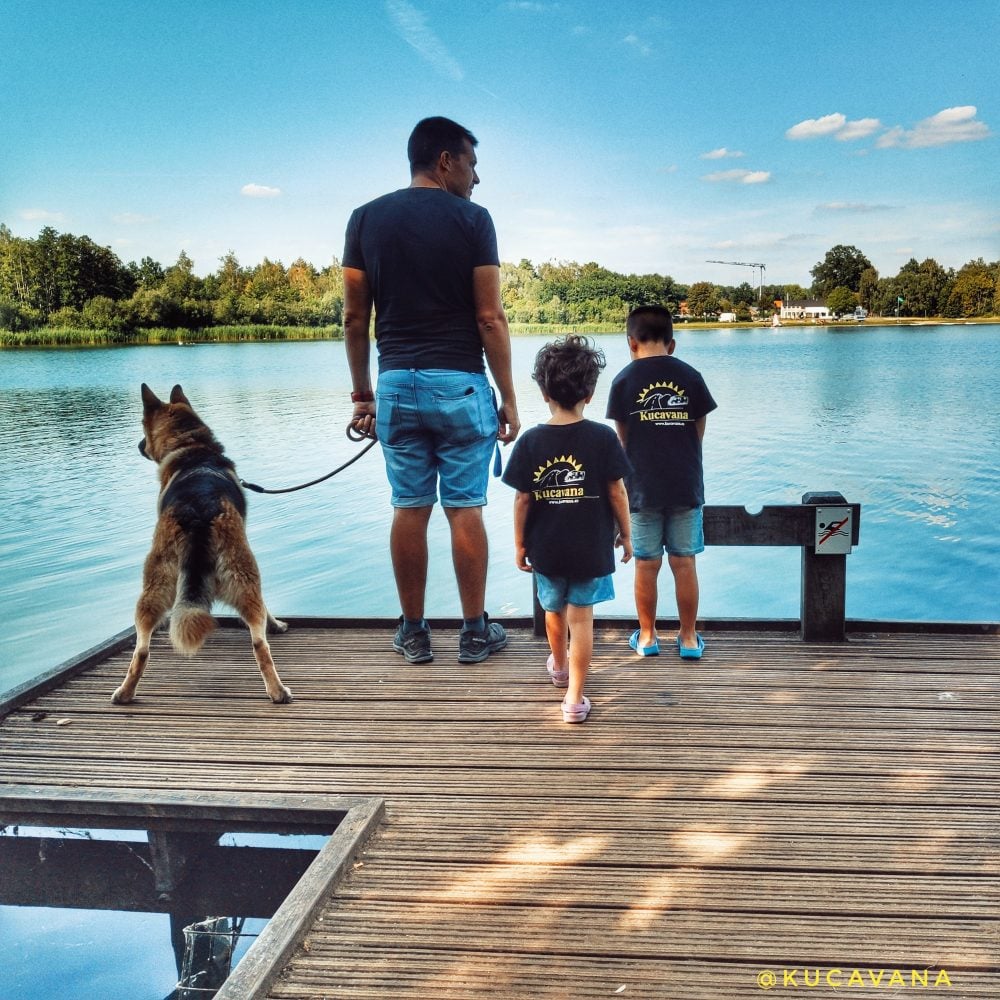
[
  {"left": 546, "top": 654, "right": 569, "bottom": 688},
  {"left": 561, "top": 695, "right": 591, "bottom": 724}
]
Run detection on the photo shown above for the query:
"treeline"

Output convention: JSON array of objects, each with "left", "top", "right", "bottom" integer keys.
[
  {"left": 1, "top": 226, "right": 998, "bottom": 341},
  {"left": 0, "top": 225, "right": 344, "bottom": 335},
  {"left": 803, "top": 244, "right": 1000, "bottom": 320}
]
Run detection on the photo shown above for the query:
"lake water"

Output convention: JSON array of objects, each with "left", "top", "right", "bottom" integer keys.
[{"left": 2, "top": 325, "right": 998, "bottom": 697}]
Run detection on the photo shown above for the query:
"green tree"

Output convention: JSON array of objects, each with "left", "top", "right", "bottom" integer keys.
[
  {"left": 779, "top": 284, "right": 811, "bottom": 304},
  {"left": 163, "top": 251, "right": 201, "bottom": 301},
  {"left": 947, "top": 259, "right": 995, "bottom": 317},
  {"left": 246, "top": 257, "right": 292, "bottom": 301},
  {"left": 858, "top": 267, "right": 879, "bottom": 314},
  {"left": 128, "top": 256, "right": 165, "bottom": 289},
  {"left": 81, "top": 295, "right": 127, "bottom": 332},
  {"left": 826, "top": 286, "right": 857, "bottom": 316},
  {"left": 685, "top": 281, "right": 719, "bottom": 318},
  {"left": 810, "top": 245, "right": 873, "bottom": 297}
]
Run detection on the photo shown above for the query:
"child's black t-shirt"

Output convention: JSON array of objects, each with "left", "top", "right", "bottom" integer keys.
[{"left": 502, "top": 419, "right": 630, "bottom": 579}]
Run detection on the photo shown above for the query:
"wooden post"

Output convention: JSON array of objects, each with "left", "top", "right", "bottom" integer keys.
[{"left": 800, "top": 491, "right": 851, "bottom": 641}]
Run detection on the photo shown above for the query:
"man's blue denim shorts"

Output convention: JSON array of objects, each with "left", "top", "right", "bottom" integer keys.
[
  {"left": 632, "top": 506, "right": 705, "bottom": 559},
  {"left": 375, "top": 369, "right": 499, "bottom": 508},
  {"left": 535, "top": 571, "right": 615, "bottom": 611}
]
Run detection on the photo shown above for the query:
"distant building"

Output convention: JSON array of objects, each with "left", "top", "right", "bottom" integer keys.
[
  {"left": 718, "top": 312, "right": 737, "bottom": 322},
  {"left": 780, "top": 299, "right": 830, "bottom": 321}
]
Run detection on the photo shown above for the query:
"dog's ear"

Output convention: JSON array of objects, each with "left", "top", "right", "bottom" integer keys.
[
  {"left": 169, "top": 385, "right": 191, "bottom": 406},
  {"left": 141, "top": 383, "right": 161, "bottom": 411}
]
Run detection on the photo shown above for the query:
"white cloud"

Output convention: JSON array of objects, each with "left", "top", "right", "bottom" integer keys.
[
  {"left": 19, "top": 208, "right": 66, "bottom": 223},
  {"left": 834, "top": 117, "right": 882, "bottom": 141},
  {"left": 786, "top": 113, "right": 847, "bottom": 140},
  {"left": 702, "top": 169, "right": 771, "bottom": 185},
  {"left": 241, "top": 183, "right": 282, "bottom": 198},
  {"left": 386, "top": 0, "right": 463, "bottom": 81},
  {"left": 701, "top": 147, "right": 744, "bottom": 160},
  {"left": 876, "top": 106, "right": 990, "bottom": 148},
  {"left": 785, "top": 113, "right": 884, "bottom": 142}
]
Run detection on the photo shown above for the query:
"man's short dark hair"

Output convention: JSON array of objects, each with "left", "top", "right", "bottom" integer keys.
[
  {"left": 408, "top": 117, "right": 478, "bottom": 174},
  {"left": 626, "top": 305, "right": 674, "bottom": 343},
  {"left": 532, "top": 335, "right": 606, "bottom": 409}
]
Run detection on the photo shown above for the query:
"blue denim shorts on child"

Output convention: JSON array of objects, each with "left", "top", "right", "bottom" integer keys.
[
  {"left": 534, "top": 571, "right": 615, "bottom": 611},
  {"left": 632, "top": 506, "right": 705, "bottom": 558},
  {"left": 375, "top": 369, "right": 499, "bottom": 508}
]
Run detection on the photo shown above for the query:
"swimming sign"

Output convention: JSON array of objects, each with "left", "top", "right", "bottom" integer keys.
[{"left": 815, "top": 506, "right": 853, "bottom": 555}]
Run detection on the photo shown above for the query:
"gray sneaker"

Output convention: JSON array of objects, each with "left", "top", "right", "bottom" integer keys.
[
  {"left": 393, "top": 619, "right": 433, "bottom": 664},
  {"left": 458, "top": 614, "right": 508, "bottom": 663}
]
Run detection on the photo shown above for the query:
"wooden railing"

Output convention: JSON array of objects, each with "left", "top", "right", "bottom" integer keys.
[{"left": 533, "top": 491, "right": 861, "bottom": 642}]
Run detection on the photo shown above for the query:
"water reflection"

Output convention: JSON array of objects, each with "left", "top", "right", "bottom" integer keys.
[{"left": 0, "top": 825, "right": 326, "bottom": 1000}]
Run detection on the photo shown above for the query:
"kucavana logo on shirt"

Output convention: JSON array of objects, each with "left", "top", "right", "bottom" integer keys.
[
  {"left": 532, "top": 455, "right": 586, "bottom": 502},
  {"left": 635, "top": 380, "right": 690, "bottom": 422}
]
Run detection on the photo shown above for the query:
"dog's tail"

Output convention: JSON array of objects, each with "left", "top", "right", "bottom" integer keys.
[
  {"left": 169, "top": 601, "right": 216, "bottom": 655},
  {"left": 169, "top": 542, "right": 216, "bottom": 656}
]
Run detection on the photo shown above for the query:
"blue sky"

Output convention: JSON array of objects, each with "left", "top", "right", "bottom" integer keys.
[{"left": 2, "top": 0, "right": 997, "bottom": 287}]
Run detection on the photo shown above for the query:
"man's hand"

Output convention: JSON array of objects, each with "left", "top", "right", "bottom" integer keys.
[
  {"left": 350, "top": 401, "right": 376, "bottom": 439},
  {"left": 498, "top": 398, "right": 520, "bottom": 444},
  {"left": 615, "top": 532, "right": 633, "bottom": 563}
]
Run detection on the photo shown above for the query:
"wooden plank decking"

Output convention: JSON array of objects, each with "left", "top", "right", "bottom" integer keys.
[{"left": 1, "top": 622, "right": 998, "bottom": 998}]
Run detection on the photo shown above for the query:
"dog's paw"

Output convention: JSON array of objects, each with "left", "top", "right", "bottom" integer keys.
[
  {"left": 269, "top": 617, "right": 289, "bottom": 634},
  {"left": 111, "top": 687, "right": 134, "bottom": 705},
  {"left": 270, "top": 685, "right": 293, "bottom": 704}
]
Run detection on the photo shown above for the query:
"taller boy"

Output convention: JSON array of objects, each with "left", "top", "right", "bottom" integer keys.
[
  {"left": 606, "top": 306, "right": 717, "bottom": 659},
  {"left": 343, "top": 117, "right": 520, "bottom": 665}
]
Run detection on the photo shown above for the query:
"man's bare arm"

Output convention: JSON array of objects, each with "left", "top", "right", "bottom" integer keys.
[{"left": 343, "top": 266, "right": 375, "bottom": 431}]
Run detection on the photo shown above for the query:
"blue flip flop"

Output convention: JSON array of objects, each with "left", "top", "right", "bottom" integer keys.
[
  {"left": 677, "top": 633, "right": 706, "bottom": 659},
  {"left": 629, "top": 629, "right": 660, "bottom": 657}
]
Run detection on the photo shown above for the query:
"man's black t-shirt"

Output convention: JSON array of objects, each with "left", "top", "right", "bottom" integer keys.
[{"left": 343, "top": 188, "right": 499, "bottom": 373}]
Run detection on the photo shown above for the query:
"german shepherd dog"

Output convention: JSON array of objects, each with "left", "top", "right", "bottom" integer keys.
[{"left": 112, "top": 384, "right": 292, "bottom": 705}]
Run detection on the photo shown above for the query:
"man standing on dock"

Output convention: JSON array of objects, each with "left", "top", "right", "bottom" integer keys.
[{"left": 342, "top": 116, "right": 520, "bottom": 665}]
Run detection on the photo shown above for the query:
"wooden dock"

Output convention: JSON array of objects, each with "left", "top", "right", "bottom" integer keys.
[{"left": 1, "top": 621, "right": 998, "bottom": 998}]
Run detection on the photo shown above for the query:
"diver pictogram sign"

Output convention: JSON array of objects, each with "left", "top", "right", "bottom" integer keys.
[{"left": 815, "top": 506, "right": 853, "bottom": 554}]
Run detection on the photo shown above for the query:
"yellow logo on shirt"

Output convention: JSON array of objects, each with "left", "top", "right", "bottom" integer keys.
[{"left": 532, "top": 455, "right": 586, "bottom": 500}]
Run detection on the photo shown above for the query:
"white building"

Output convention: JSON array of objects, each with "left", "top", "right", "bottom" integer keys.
[{"left": 779, "top": 299, "right": 830, "bottom": 321}]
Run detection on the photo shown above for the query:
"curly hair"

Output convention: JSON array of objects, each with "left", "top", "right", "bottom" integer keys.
[{"left": 531, "top": 335, "right": 606, "bottom": 408}]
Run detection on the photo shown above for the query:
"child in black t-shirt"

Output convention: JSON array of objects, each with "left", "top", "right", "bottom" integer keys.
[
  {"left": 503, "top": 336, "right": 632, "bottom": 723},
  {"left": 606, "top": 306, "right": 717, "bottom": 660}
]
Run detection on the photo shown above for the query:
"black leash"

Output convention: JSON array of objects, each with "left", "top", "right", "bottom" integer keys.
[{"left": 240, "top": 424, "right": 378, "bottom": 495}]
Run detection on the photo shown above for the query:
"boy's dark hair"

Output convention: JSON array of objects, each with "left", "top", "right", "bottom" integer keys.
[
  {"left": 532, "top": 335, "right": 606, "bottom": 409},
  {"left": 407, "top": 116, "right": 478, "bottom": 174},
  {"left": 626, "top": 304, "right": 674, "bottom": 343}
]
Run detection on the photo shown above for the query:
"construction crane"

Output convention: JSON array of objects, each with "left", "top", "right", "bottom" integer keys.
[{"left": 706, "top": 259, "right": 767, "bottom": 306}]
